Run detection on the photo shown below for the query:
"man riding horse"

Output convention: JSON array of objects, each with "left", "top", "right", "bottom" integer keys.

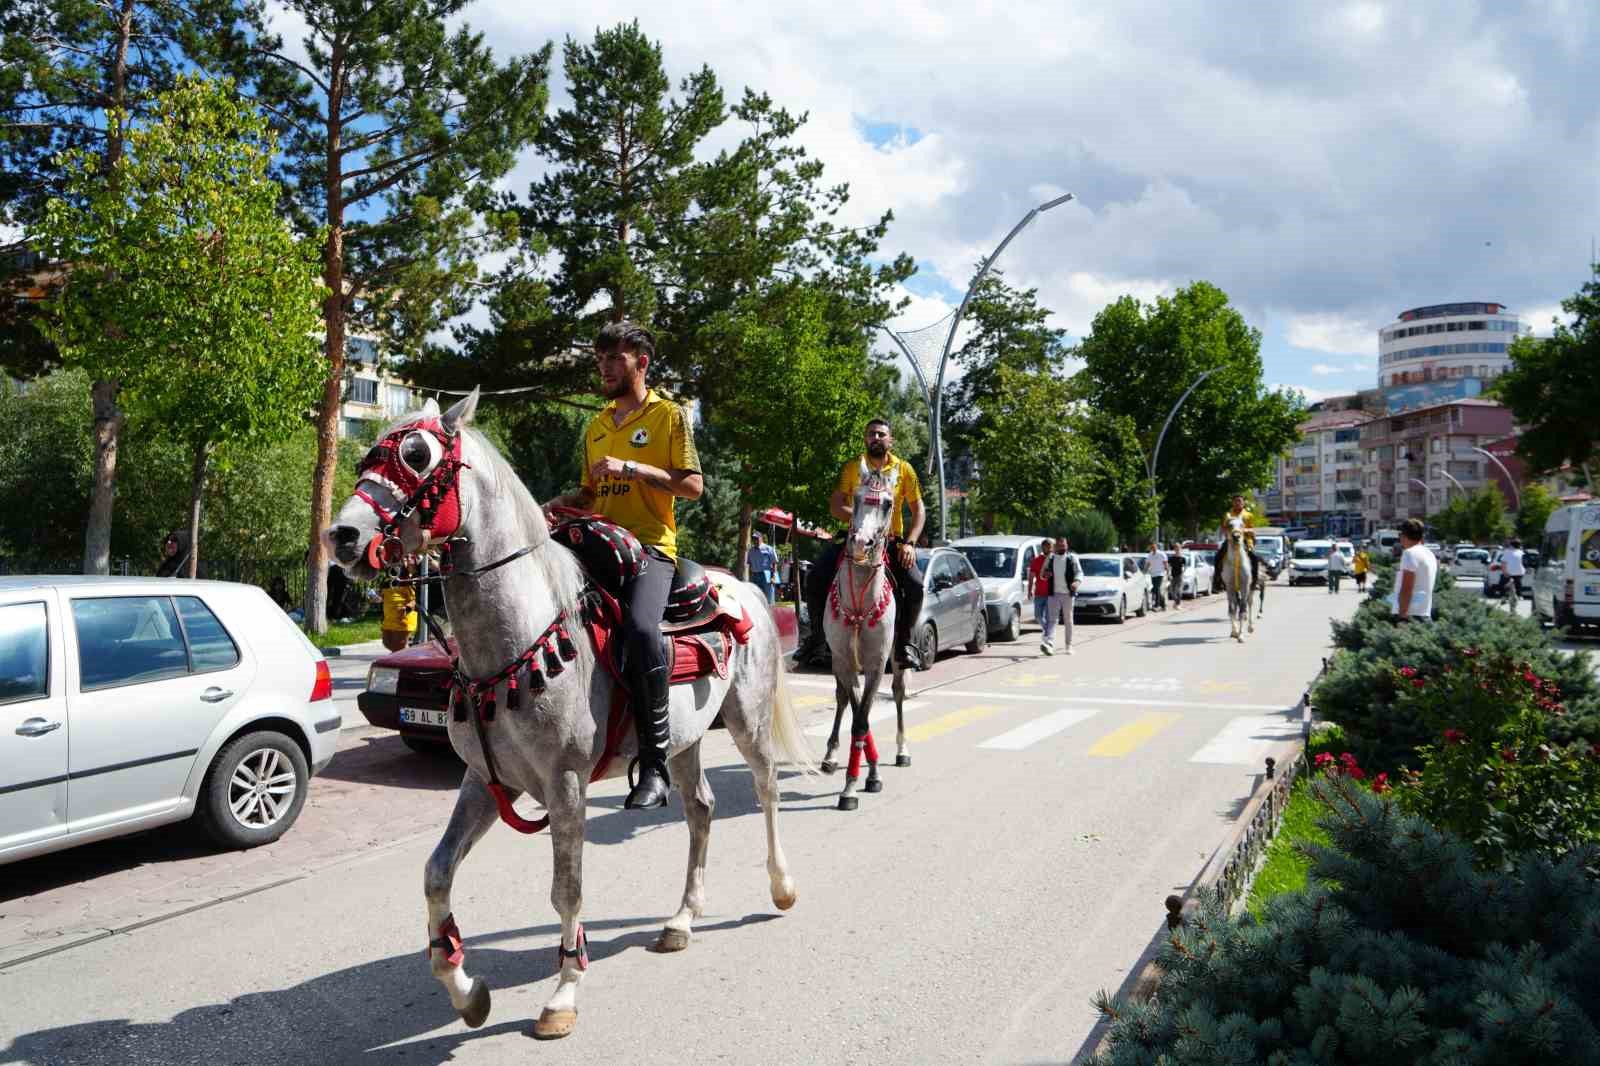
[
  {"left": 547, "top": 322, "right": 702, "bottom": 811},
  {"left": 1211, "top": 493, "right": 1264, "bottom": 594},
  {"left": 794, "top": 419, "right": 927, "bottom": 670}
]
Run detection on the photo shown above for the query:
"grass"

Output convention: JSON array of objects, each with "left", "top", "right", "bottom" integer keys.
[
  {"left": 305, "top": 616, "right": 386, "bottom": 649},
  {"left": 1245, "top": 725, "right": 1346, "bottom": 918}
]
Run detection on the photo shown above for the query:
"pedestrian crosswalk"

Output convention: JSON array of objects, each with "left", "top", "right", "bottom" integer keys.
[{"left": 793, "top": 689, "right": 1301, "bottom": 766}]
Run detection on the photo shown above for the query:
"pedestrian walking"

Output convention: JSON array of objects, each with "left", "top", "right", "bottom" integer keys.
[
  {"left": 1040, "top": 537, "right": 1081, "bottom": 655},
  {"left": 1028, "top": 538, "right": 1054, "bottom": 641},
  {"left": 1327, "top": 545, "right": 1348, "bottom": 593},
  {"left": 1145, "top": 542, "right": 1168, "bottom": 611},
  {"left": 1167, "top": 548, "right": 1186, "bottom": 609},
  {"left": 155, "top": 530, "right": 191, "bottom": 578},
  {"left": 1390, "top": 518, "right": 1438, "bottom": 623},
  {"left": 1500, "top": 537, "right": 1527, "bottom": 613},
  {"left": 1353, "top": 547, "right": 1369, "bottom": 594},
  {"left": 746, "top": 530, "right": 779, "bottom": 604}
]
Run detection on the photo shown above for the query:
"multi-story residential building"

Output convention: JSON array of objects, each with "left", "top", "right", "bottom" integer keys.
[
  {"left": 1357, "top": 398, "right": 1515, "bottom": 534},
  {"left": 1266, "top": 407, "right": 1369, "bottom": 536},
  {"left": 338, "top": 336, "right": 422, "bottom": 439},
  {"left": 1377, "top": 301, "right": 1529, "bottom": 413}
]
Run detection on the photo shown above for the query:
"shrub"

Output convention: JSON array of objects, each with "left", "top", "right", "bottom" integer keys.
[
  {"left": 1053, "top": 510, "right": 1118, "bottom": 553},
  {"left": 1315, "top": 587, "right": 1600, "bottom": 768},
  {"left": 1392, "top": 650, "right": 1600, "bottom": 872},
  {"left": 1086, "top": 779, "right": 1600, "bottom": 1065}
]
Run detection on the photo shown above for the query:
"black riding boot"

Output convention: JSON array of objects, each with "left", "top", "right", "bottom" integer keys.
[
  {"left": 625, "top": 667, "right": 672, "bottom": 810},
  {"left": 1211, "top": 545, "right": 1226, "bottom": 594}
]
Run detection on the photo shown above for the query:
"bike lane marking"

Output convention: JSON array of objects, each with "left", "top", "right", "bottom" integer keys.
[
  {"left": 905, "top": 703, "right": 1005, "bottom": 743},
  {"left": 1086, "top": 712, "right": 1182, "bottom": 757},
  {"left": 977, "top": 707, "right": 1105, "bottom": 751}
]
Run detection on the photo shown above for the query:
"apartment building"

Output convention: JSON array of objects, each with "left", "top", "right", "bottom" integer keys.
[
  {"left": 1357, "top": 398, "right": 1515, "bottom": 534},
  {"left": 1266, "top": 407, "right": 1369, "bottom": 536},
  {"left": 338, "top": 336, "right": 423, "bottom": 439}
]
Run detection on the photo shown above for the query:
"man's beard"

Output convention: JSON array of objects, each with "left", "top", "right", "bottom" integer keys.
[
  {"left": 601, "top": 374, "right": 634, "bottom": 400},
  {"left": 866, "top": 441, "right": 888, "bottom": 458}
]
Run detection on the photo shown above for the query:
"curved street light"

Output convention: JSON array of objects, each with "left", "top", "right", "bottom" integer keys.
[
  {"left": 1438, "top": 470, "right": 1467, "bottom": 499},
  {"left": 1472, "top": 446, "right": 1521, "bottom": 510},
  {"left": 923, "top": 192, "right": 1075, "bottom": 540},
  {"left": 1408, "top": 477, "right": 1431, "bottom": 522},
  {"left": 1148, "top": 367, "right": 1220, "bottom": 544}
]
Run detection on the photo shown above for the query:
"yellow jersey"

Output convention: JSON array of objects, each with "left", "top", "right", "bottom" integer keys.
[
  {"left": 583, "top": 389, "right": 701, "bottom": 558},
  {"left": 836, "top": 453, "right": 922, "bottom": 539},
  {"left": 1220, "top": 508, "right": 1256, "bottom": 549}
]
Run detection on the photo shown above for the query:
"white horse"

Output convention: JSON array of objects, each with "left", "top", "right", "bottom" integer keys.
[
  {"left": 1219, "top": 517, "right": 1255, "bottom": 642},
  {"left": 324, "top": 391, "right": 812, "bottom": 1039}
]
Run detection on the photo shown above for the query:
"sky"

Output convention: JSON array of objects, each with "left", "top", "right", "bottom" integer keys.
[{"left": 269, "top": 0, "right": 1598, "bottom": 402}]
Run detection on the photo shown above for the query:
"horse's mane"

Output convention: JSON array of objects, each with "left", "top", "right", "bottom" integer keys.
[{"left": 461, "top": 425, "right": 590, "bottom": 613}]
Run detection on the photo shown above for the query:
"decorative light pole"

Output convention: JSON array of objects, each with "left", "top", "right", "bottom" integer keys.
[
  {"left": 1148, "top": 367, "right": 1220, "bottom": 545},
  {"left": 1408, "top": 478, "right": 1430, "bottom": 523},
  {"left": 1472, "top": 446, "right": 1521, "bottom": 510},
  {"left": 900, "top": 192, "right": 1074, "bottom": 542}
]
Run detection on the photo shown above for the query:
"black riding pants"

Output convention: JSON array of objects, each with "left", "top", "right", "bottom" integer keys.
[{"left": 622, "top": 546, "right": 674, "bottom": 696}]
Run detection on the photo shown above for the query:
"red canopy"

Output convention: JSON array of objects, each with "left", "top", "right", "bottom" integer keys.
[{"left": 756, "top": 507, "right": 793, "bottom": 528}]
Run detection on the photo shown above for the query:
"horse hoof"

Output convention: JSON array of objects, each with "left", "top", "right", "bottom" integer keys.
[
  {"left": 820, "top": 760, "right": 837, "bottom": 774},
  {"left": 863, "top": 778, "right": 883, "bottom": 793},
  {"left": 838, "top": 795, "right": 859, "bottom": 811},
  {"left": 894, "top": 754, "right": 911, "bottom": 768},
  {"left": 653, "top": 928, "right": 691, "bottom": 953},
  {"left": 533, "top": 1008, "right": 578, "bottom": 1040},
  {"left": 772, "top": 882, "right": 798, "bottom": 911},
  {"left": 459, "top": 978, "right": 491, "bottom": 1029}
]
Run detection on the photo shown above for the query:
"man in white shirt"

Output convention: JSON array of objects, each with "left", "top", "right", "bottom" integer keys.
[
  {"left": 1500, "top": 538, "right": 1527, "bottom": 614},
  {"left": 1145, "top": 542, "right": 1169, "bottom": 612},
  {"left": 1390, "top": 518, "right": 1438, "bottom": 622}
]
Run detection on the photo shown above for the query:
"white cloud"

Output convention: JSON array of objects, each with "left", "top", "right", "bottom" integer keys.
[
  {"left": 1518, "top": 303, "right": 1575, "bottom": 335},
  {"left": 1286, "top": 313, "right": 1378, "bottom": 356}
]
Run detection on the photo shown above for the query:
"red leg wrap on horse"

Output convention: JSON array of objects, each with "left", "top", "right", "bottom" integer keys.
[
  {"left": 847, "top": 736, "right": 865, "bottom": 779},
  {"left": 556, "top": 922, "right": 589, "bottom": 971},
  {"left": 488, "top": 782, "right": 551, "bottom": 835},
  {"left": 426, "top": 913, "right": 465, "bottom": 967},
  {"left": 863, "top": 731, "right": 879, "bottom": 764}
]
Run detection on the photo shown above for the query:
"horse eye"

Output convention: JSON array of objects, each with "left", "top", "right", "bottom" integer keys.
[{"left": 400, "top": 433, "right": 432, "bottom": 472}]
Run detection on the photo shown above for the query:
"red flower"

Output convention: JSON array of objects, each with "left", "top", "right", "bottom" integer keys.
[
  {"left": 1347, "top": 766, "right": 1366, "bottom": 781},
  {"left": 1314, "top": 752, "right": 1335, "bottom": 769},
  {"left": 1523, "top": 670, "right": 1539, "bottom": 685},
  {"left": 1412, "top": 678, "right": 1426, "bottom": 689},
  {"left": 1501, "top": 747, "right": 1518, "bottom": 764},
  {"left": 1444, "top": 729, "right": 1465, "bottom": 745},
  {"left": 1372, "top": 772, "right": 1390, "bottom": 794},
  {"left": 1399, "top": 666, "right": 1418, "bottom": 679},
  {"left": 1462, "top": 647, "right": 1480, "bottom": 659}
]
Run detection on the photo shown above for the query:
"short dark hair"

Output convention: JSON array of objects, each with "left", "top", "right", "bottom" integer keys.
[
  {"left": 1399, "top": 518, "right": 1425, "bottom": 542},
  {"left": 1510, "top": 538, "right": 1521, "bottom": 548},
  {"left": 594, "top": 321, "right": 656, "bottom": 360},
  {"left": 865, "top": 417, "right": 891, "bottom": 433}
]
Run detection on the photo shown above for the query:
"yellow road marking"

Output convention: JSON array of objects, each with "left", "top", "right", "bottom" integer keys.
[
  {"left": 1086, "top": 713, "right": 1181, "bottom": 757},
  {"left": 1002, "top": 673, "right": 1056, "bottom": 688},
  {"left": 794, "top": 694, "right": 834, "bottom": 709},
  {"left": 905, "top": 704, "right": 1004, "bottom": 743},
  {"left": 1194, "top": 679, "right": 1246, "bottom": 694}
]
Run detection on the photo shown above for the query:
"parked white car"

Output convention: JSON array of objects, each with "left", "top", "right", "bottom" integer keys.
[
  {"left": 1287, "top": 539, "right": 1334, "bottom": 586},
  {"left": 1, "top": 577, "right": 342, "bottom": 866},
  {"left": 1181, "top": 550, "right": 1213, "bottom": 598},
  {"left": 1450, "top": 547, "right": 1491, "bottom": 580},
  {"left": 952, "top": 534, "right": 1048, "bottom": 642},
  {"left": 1074, "top": 554, "right": 1150, "bottom": 623}
]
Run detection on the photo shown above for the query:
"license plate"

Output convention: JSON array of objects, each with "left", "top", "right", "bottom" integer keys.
[{"left": 399, "top": 706, "right": 449, "bottom": 728}]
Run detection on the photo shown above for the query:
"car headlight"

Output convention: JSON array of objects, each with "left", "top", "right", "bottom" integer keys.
[{"left": 368, "top": 666, "right": 400, "bottom": 695}]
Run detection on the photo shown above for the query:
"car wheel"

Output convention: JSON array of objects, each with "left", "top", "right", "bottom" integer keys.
[
  {"left": 1000, "top": 605, "right": 1022, "bottom": 642},
  {"left": 915, "top": 624, "right": 937, "bottom": 671},
  {"left": 1137, "top": 590, "right": 1149, "bottom": 617},
  {"left": 403, "top": 734, "right": 460, "bottom": 759},
  {"left": 966, "top": 613, "right": 988, "bottom": 654},
  {"left": 1116, "top": 596, "right": 1127, "bottom": 624},
  {"left": 196, "top": 730, "right": 309, "bottom": 849}
]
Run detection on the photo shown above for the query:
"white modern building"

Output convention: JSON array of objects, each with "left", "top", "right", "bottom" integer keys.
[{"left": 1377, "top": 301, "right": 1528, "bottom": 412}]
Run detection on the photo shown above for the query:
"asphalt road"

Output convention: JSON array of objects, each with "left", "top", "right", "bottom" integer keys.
[{"left": 2, "top": 583, "right": 1357, "bottom": 1065}]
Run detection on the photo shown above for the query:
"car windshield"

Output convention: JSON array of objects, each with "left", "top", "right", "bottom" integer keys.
[
  {"left": 1078, "top": 558, "right": 1121, "bottom": 577},
  {"left": 956, "top": 547, "right": 1016, "bottom": 578},
  {"left": 1294, "top": 544, "right": 1331, "bottom": 560}
]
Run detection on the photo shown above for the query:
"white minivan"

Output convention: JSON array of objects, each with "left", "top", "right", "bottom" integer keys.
[
  {"left": 951, "top": 534, "right": 1048, "bottom": 642},
  {"left": 1533, "top": 503, "right": 1600, "bottom": 630}
]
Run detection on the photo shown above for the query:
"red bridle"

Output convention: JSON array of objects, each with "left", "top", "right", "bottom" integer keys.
[{"left": 351, "top": 418, "right": 468, "bottom": 571}]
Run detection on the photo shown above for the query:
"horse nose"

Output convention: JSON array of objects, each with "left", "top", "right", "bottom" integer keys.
[{"left": 329, "top": 524, "right": 363, "bottom": 563}]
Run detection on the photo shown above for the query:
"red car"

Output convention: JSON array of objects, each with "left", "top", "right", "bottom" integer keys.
[{"left": 358, "top": 590, "right": 799, "bottom": 754}]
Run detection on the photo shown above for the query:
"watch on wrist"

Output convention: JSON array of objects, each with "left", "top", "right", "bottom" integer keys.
[{"left": 623, "top": 460, "right": 637, "bottom": 479}]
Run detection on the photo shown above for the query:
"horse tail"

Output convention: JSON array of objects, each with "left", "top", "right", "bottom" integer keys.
[{"left": 769, "top": 659, "right": 818, "bottom": 776}]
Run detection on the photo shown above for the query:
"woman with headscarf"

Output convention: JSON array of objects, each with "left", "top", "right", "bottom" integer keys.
[{"left": 155, "top": 530, "right": 192, "bottom": 577}]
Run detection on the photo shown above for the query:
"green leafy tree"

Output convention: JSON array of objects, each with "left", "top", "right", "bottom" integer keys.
[
  {"left": 1054, "top": 510, "right": 1118, "bottom": 552},
  {"left": 251, "top": 0, "right": 551, "bottom": 632},
  {"left": 969, "top": 364, "right": 1091, "bottom": 532},
  {"left": 0, "top": 0, "right": 270, "bottom": 570},
  {"left": 942, "top": 273, "right": 1069, "bottom": 458},
  {"left": 33, "top": 77, "right": 327, "bottom": 577},
  {"left": 1429, "top": 484, "right": 1511, "bottom": 545},
  {"left": 1073, "top": 282, "right": 1304, "bottom": 534},
  {"left": 1077, "top": 410, "right": 1160, "bottom": 545},
  {"left": 1493, "top": 263, "right": 1600, "bottom": 486},
  {"left": 1516, "top": 481, "right": 1560, "bottom": 544}
]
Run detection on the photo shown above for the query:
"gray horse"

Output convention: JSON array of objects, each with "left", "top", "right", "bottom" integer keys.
[
  {"left": 819, "top": 472, "right": 910, "bottom": 809},
  {"left": 324, "top": 391, "right": 812, "bottom": 1040},
  {"left": 1218, "top": 516, "right": 1256, "bottom": 642}
]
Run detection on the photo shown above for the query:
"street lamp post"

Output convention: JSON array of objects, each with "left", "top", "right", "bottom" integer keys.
[
  {"left": 1472, "top": 446, "right": 1521, "bottom": 510},
  {"left": 1408, "top": 478, "right": 1430, "bottom": 524},
  {"left": 921, "top": 192, "right": 1074, "bottom": 541},
  {"left": 1147, "top": 367, "right": 1220, "bottom": 545}
]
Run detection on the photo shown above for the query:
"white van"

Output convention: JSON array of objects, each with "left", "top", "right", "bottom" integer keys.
[
  {"left": 1287, "top": 539, "right": 1335, "bottom": 586},
  {"left": 1533, "top": 503, "right": 1600, "bottom": 630},
  {"left": 1373, "top": 528, "right": 1401, "bottom": 559},
  {"left": 951, "top": 534, "right": 1048, "bottom": 641}
]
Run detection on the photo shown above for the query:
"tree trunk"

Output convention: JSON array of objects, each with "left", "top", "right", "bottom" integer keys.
[
  {"left": 82, "top": 379, "right": 122, "bottom": 574},
  {"left": 735, "top": 502, "right": 753, "bottom": 579},
  {"left": 305, "top": 48, "right": 348, "bottom": 635},
  {"left": 185, "top": 440, "right": 210, "bottom": 579}
]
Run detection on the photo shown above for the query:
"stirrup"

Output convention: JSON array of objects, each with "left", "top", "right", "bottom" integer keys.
[{"left": 625, "top": 758, "right": 671, "bottom": 809}]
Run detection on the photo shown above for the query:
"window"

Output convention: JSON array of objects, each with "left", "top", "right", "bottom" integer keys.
[
  {"left": 384, "top": 383, "right": 416, "bottom": 416},
  {"left": 341, "top": 417, "right": 377, "bottom": 440},
  {"left": 347, "top": 336, "right": 379, "bottom": 363},
  {"left": 953, "top": 557, "right": 978, "bottom": 584},
  {"left": 0, "top": 601, "right": 49, "bottom": 704},
  {"left": 956, "top": 547, "right": 1015, "bottom": 579},
  {"left": 347, "top": 377, "right": 378, "bottom": 405},
  {"left": 73, "top": 597, "right": 189, "bottom": 690},
  {"left": 175, "top": 597, "right": 239, "bottom": 672}
]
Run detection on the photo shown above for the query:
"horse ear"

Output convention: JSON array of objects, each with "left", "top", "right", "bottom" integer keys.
[
  {"left": 442, "top": 388, "right": 480, "bottom": 435},
  {"left": 420, "top": 397, "right": 440, "bottom": 418}
]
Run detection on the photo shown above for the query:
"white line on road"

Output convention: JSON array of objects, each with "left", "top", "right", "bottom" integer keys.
[
  {"left": 1189, "top": 714, "right": 1303, "bottom": 765},
  {"left": 932, "top": 690, "right": 1288, "bottom": 712},
  {"left": 978, "top": 707, "right": 1104, "bottom": 750}
]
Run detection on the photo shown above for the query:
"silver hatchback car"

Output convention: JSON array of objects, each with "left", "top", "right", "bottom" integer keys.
[{"left": 1, "top": 577, "right": 342, "bottom": 866}]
